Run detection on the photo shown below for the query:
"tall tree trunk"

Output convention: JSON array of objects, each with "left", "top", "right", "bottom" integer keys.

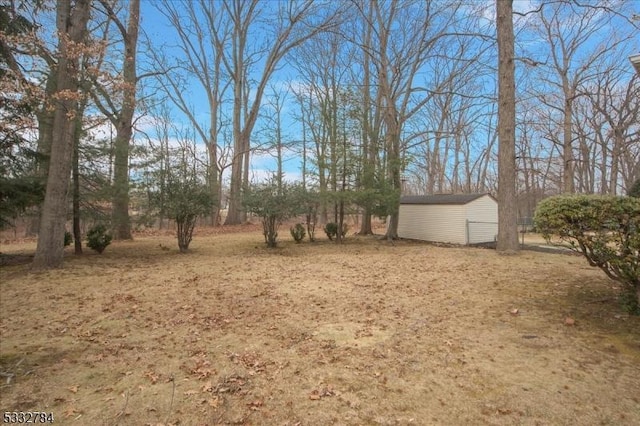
[
  {"left": 562, "top": 94, "right": 575, "bottom": 193},
  {"left": 110, "top": 0, "right": 140, "bottom": 240},
  {"left": 225, "top": 140, "right": 244, "bottom": 225},
  {"left": 32, "top": 0, "right": 91, "bottom": 270},
  {"left": 496, "top": 0, "right": 519, "bottom": 254},
  {"left": 207, "top": 63, "right": 221, "bottom": 225},
  {"left": 208, "top": 141, "right": 220, "bottom": 226},
  {"left": 72, "top": 101, "right": 86, "bottom": 255},
  {"left": 359, "top": 15, "right": 374, "bottom": 236},
  {"left": 112, "top": 126, "right": 132, "bottom": 238},
  {"left": 26, "top": 68, "right": 58, "bottom": 236},
  {"left": 224, "top": 35, "right": 245, "bottom": 226},
  {"left": 382, "top": 83, "right": 401, "bottom": 239},
  {"left": 301, "top": 105, "right": 307, "bottom": 191},
  {"left": 609, "top": 129, "right": 622, "bottom": 195},
  {"left": 34, "top": 73, "right": 57, "bottom": 181}
]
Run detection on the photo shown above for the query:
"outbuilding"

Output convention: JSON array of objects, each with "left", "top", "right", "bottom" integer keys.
[{"left": 397, "top": 193, "right": 498, "bottom": 245}]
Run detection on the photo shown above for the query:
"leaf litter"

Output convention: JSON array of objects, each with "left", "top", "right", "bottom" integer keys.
[{"left": 0, "top": 226, "right": 639, "bottom": 425}]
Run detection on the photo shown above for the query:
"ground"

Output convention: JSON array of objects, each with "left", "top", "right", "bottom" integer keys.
[{"left": 1, "top": 226, "right": 639, "bottom": 425}]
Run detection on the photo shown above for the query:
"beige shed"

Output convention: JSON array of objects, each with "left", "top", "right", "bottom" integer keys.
[{"left": 397, "top": 193, "right": 498, "bottom": 245}]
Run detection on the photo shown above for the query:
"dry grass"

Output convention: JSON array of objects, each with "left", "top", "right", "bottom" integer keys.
[{"left": 1, "top": 226, "right": 639, "bottom": 425}]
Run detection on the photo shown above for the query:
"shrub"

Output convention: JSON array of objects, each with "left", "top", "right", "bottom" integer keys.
[
  {"left": 243, "top": 178, "right": 304, "bottom": 248},
  {"left": 534, "top": 195, "right": 640, "bottom": 312},
  {"left": 290, "top": 223, "right": 306, "bottom": 243},
  {"left": 86, "top": 224, "right": 112, "bottom": 254},
  {"left": 64, "top": 231, "right": 73, "bottom": 247},
  {"left": 324, "top": 222, "right": 337, "bottom": 240},
  {"left": 165, "top": 179, "right": 212, "bottom": 253},
  {"left": 324, "top": 222, "right": 348, "bottom": 241}
]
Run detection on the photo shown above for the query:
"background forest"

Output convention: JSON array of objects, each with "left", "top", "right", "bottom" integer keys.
[{"left": 1, "top": 0, "right": 639, "bottom": 263}]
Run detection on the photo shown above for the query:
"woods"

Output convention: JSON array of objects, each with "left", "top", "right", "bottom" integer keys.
[{"left": 0, "top": 0, "right": 638, "bottom": 267}]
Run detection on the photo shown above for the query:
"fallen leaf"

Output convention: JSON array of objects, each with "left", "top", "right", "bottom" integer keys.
[
  {"left": 144, "top": 371, "right": 159, "bottom": 384},
  {"left": 195, "top": 367, "right": 214, "bottom": 379},
  {"left": 321, "top": 385, "right": 336, "bottom": 397},
  {"left": 68, "top": 386, "right": 78, "bottom": 393},
  {"left": 63, "top": 407, "right": 78, "bottom": 418},
  {"left": 201, "top": 381, "right": 213, "bottom": 392},
  {"left": 247, "top": 400, "right": 263, "bottom": 410}
]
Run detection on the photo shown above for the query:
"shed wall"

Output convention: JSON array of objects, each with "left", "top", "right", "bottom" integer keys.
[
  {"left": 465, "top": 196, "right": 499, "bottom": 244},
  {"left": 397, "top": 204, "right": 466, "bottom": 244}
]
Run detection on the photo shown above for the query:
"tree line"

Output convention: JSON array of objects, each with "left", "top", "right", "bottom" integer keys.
[{"left": 1, "top": 0, "right": 638, "bottom": 268}]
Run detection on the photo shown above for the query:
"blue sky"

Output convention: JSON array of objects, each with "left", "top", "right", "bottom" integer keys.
[
  {"left": 125, "top": 0, "right": 639, "bottom": 190},
  {"left": 135, "top": 0, "right": 307, "bottom": 184}
]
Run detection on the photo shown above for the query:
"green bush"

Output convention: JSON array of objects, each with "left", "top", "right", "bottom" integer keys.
[
  {"left": 243, "top": 178, "right": 305, "bottom": 248},
  {"left": 64, "top": 231, "right": 73, "bottom": 247},
  {"left": 324, "top": 222, "right": 348, "bottom": 241},
  {"left": 86, "top": 224, "right": 112, "bottom": 254},
  {"left": 534, "top": 195, "right": 640, "bottom": 312},
  {"left": 165, "top": 179, "right": 212, "bottom": 253},
  {"left": 290, "top": 223, "right": 306, "bottom": 243}
]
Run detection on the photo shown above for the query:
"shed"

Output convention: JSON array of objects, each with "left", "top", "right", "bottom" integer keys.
[{"left": 397, "top": 193, "right": 498, "bottom": 245}]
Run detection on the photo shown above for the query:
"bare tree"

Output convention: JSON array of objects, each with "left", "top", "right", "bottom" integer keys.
[
  {"left": 289, "top": 23, "right": 357, "bottom": 225},
  {"left": 355, "top": 1, "right": 383, "bottom": 235},
  {"left": 353, "top": 0, "right": 465, "bottom": 239},
  {"left": 218, "top": 0, "right": 342, "bottom": 225},
  {"left": 85, "top": 0, "right": 141, "bottom": 240},
  {"left": 585, "top": 66, "right": 640, "bottom": 195},
  {"left": 409, "top": 35, "right": 492, "bottom": 196},
  {"left": 496, "top": 0, "right": 519, "bottom": 253},
  {"left": 33, "top": 0, "right": 92, "bottom": 269},
  {"left": 153, "top": 0, "right": 228, "bottom": 226},
  {"left": 529, "top": 0, "right": 635, "bottom": 194}
]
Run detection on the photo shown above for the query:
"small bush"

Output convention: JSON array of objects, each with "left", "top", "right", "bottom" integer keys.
[
  {"left": 86, "top": 224, "right": 112, "bottom": 254},
  {"left": 324, "top": 222, "right": 348, "bottom": 241},
  {"left": 165, "top": 179, "right": 213, "bottom": 253},
  {"left": 324, "top": 222, "right": 337, "bottom": 240},
  {"left": 64, "top": 231, "right": 73, "bottom": 247},
  {"left": 243, "top": 178, "right": 305, "bottom": 248},
  {"left": 290, "top": 223, "right": 306, "bottom": 243}
]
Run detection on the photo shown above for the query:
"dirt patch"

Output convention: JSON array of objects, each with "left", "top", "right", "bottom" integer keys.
[{"left": 1, "top": 228, "right": 639, "bottom": 425}]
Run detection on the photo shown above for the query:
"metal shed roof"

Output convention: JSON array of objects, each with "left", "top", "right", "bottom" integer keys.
[{"left": 399, "top": 193, "right": 493, "bottom": 205}]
